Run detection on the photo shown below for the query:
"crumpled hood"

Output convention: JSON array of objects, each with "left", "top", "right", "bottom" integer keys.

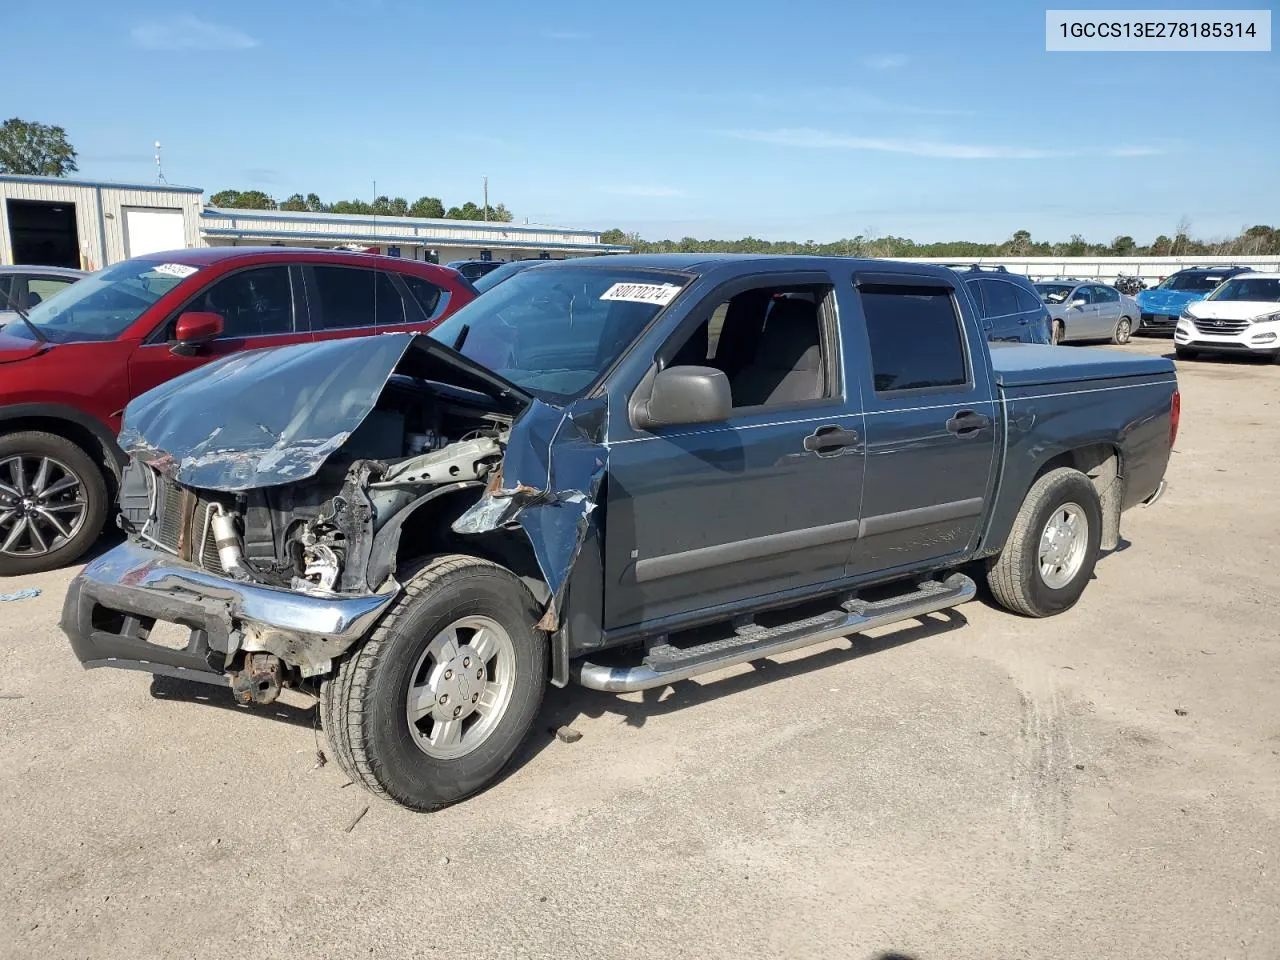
[
  {"left": 1138, "top": 288, "right": 1204, "bottom": 313},
  {"left": 0, "top": 322, "right": 46, "bottom": 365},
  {"left": 119, "top": 332, "right": 530, "bottom": 492}
]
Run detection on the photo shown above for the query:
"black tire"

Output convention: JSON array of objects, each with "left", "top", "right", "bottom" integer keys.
[
  {"left": 1174, "top": 347, "right": 1199, "bottom": 361},
  {"left": 1113, "top": 316, "right": 1133, "bottom": 345},
  {"left": 321, "top": 554, "right": 547, "bottom": 811},
  {"left": 986, "top": 467, "right": 1102, "bottom": 618},
  {"left": 1051, "top": 320, "right": 1064, "bottom": 345},
  {"left": 0, "top": 431, "right": 108, "bottom": 577}
]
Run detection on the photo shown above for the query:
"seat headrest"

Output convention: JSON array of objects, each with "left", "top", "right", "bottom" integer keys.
[{"left": 757, "top": 299, "right": 821, "bottom": 370}]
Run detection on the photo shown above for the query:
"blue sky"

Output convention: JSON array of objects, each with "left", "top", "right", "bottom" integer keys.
[{"left": 8, "top": 0, "right": 1278, "bottom": 243}]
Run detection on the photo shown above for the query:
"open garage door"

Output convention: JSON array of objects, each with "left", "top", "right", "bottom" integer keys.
[
  {"left": 6, "top": 200, "right": 80, "bottom": 267},
  {"left": 124, "top": 207, "right": 185, "bottom": 258}
]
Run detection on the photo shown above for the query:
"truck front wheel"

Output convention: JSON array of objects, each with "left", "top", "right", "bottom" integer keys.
[
  {"left": 321, "top": 555, "right": 547, "bottom": 811},
  {"left": 986, "top": 467, "right": 1102, "bottom": 618}
]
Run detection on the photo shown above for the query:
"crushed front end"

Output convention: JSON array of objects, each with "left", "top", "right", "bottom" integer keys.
[{"left": 61, "top": 333, "right": 534, "bottom": 701}]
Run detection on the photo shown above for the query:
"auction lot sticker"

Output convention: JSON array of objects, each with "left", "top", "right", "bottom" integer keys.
[
  {"left": 600, "top": 282, "right": 683, "bottom": 305},
  {"left": 1047, "top": 9, "right": 1271, "bottom": 51},
  {"left": 151, "top": 262, "right": 200, "bottom": 278}
]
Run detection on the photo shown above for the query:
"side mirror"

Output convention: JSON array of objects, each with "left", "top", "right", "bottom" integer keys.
[
  {"left": 634, "top": 365, "right": 732, "bottom": 430},
  {"left": 171, "top": 311, "right": 224, "bottom": 356},
  {"left": 1071, "top": 298, "right": 1087, "bottom": 308}
]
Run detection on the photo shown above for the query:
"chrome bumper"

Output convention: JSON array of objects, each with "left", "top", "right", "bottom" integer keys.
[
  {"left": 61, "top": 540, "right": 397, "bottom": 684},
  {"left": 1143, "top": 479, "right": 1168, "bottom": 507}
]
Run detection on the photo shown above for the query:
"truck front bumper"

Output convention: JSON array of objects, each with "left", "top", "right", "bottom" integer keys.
[{"left": 61, "top": 540, "right": 397, "bottom": 685}]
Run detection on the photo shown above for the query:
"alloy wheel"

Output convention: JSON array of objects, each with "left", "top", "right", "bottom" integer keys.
[
  {"left": 405, "top": 615, "right": 518, "bottom": 761},
  {"left": 0, "top": 455, "right": 88, "bottom": 558}
]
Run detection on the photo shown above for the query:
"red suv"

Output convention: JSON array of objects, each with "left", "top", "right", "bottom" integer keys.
[{"left": 0, "top": 246, "right": 474, "bottom": 575}]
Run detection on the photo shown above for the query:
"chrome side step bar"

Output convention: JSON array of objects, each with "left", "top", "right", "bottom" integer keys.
[{"left": 574, "top": 572, "right": 976, "bottom": 693}]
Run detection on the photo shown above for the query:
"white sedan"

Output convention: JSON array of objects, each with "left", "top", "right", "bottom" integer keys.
[{"left": 1175, "top": 273, "right": 1280, "bottom": 362}]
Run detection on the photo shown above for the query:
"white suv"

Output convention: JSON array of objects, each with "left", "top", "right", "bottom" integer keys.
[{"left": 1175, "top": 272, "right": 1280, "bottom": 362}]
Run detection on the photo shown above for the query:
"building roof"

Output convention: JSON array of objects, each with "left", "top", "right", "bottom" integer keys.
[
  {"left": 0, "top": 173, "right": 202, "bottom": 193},
  {"left": 202, "top": 206, "right": 600, "bottom": 238}
]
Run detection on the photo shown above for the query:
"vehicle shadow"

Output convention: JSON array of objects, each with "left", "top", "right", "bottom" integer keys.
[
  {"left": 148, "top": 674, "right": 320, "bottom": 729},
  {"left": 504, "top": 609, "right": 970, "bottom": 779}
]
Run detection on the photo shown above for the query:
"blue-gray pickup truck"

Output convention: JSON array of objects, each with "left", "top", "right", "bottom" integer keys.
[{"left": 61, "top": 254, "right": 1179, "bottom": 811}]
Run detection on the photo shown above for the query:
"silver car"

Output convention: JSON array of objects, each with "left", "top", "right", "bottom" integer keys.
[
  {"left": 1034, "top": 279, "right": 1138, "bottom": 345},
  {"left": 0, "top": 264, "right": 87, "bottom": 313}
]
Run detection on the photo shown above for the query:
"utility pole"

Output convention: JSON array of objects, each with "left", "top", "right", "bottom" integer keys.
[{"left": 483, "top": 176, "right": 489, "bottom": 222}]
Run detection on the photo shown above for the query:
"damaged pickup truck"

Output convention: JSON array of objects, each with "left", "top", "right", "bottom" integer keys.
[{"left": 62, "top": 255, "right": 1179, "bottom": 811}]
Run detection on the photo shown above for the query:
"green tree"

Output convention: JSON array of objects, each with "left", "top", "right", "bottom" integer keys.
[
  {"left": 599, "top": 228, "right": 628, "bottom": 245},
  {"left": 278, "top": 193, "right": 309, "bottom": 211},
  {"left": 1110, "top": 235, "right": 1136, "bottom": 256},
  {"left": 209, "top": 189, "right": 275, "bottom": 209},
  {"left": 0, "top": 118, "right": 78, "bottom": 176},
  {"left": 1150, "top": 234, "right": 1173, "bottom": 256},
  {"left": 1007, "top": 229, "right": 1033, "bottom": 255},
  {"left": 488, "top": 203, "right": 513, "bottom": 223},
  {"left": 305, "top": 193, "right": 325, "bottom": 212},
  {"left": 409, "top": 196, "right": 445, "bottom": 218},
  {"left": 329, "top": 199, "right": 373, "bottom": 214}
]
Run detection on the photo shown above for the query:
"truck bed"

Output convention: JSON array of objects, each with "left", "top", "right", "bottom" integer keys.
[{"left": 989, "top": 342, "right": 1175, "bottom": 387}]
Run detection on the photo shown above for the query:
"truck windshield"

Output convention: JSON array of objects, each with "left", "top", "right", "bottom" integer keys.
[
  {"left": 1, "top": 260, "right": 196, "bottom": 344},
  {"left": 429, "top": 266, "right": 689, "bottom": 402},
  {"left": 1035, "top": 283, "right": 1075, "bottom": 304},
  {"left": 1205, "top": 277, "right": 1280, "bottom": 303},
  {"left": 1160, "top": 273, "right": 1228, "bottom": 293}
]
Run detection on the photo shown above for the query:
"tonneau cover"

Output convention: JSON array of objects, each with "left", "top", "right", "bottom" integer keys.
[{"left": 989, "top": 342, "right": 1175, "bottom": 388}]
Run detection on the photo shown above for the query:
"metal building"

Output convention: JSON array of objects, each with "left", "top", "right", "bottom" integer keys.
[
  {"left": 0, "top": 173, "right": 627, "bottom": 270},
  {"left": 199, "top": 207, "right": 628, "bottom": 262},
  {"left": 0, "top": 174, "right": 204, "bottom": 271}
]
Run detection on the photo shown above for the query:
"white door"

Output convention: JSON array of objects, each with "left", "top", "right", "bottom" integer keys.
[{"left": 123, "top": 208, "right": 185, "bottom": 258}]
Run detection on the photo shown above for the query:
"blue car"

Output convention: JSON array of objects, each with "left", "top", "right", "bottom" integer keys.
[{"left": 1136, "top": 266, "right": 1252, "bottom": 334}]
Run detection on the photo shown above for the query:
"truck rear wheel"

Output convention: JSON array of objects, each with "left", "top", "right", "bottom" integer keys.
[
  {"left": 321, "top": 555, "right": 547, "bottom": 811},
  {"left": 0, "top": 431, "right": 108, "bottom": 577},
  {"left": 986, "top": 467, "right": 1102, "bottom": 618}
]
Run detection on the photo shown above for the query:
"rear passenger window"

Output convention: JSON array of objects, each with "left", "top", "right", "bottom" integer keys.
[
  {"left": 401, "top": 275, "right": 445, "bottom": 319},
  {"left": 980, "top": 279, "right": 1019, "bottom": 317},
  {"left": 311, "top": 266, "right": 405, "bottom": 329},
  {"left": 859, "top": 284, "right": 968, "bottom": 393},
  {"left": 1015, "top": 285, "right": 1044, "bottom": 312}
]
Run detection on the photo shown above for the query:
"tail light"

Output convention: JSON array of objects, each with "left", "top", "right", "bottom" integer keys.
[{"left": 1169, "top": 389, "right": 1181, "bottom": 448}]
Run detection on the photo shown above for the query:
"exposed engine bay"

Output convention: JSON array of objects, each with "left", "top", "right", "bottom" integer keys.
[{"left": 120, "top": 373, "right": 514, "bottom": 595}]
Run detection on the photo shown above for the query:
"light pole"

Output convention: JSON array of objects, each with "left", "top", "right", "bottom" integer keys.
[{"left": 483, "top": 176, "right": 489, "bottom": 222}]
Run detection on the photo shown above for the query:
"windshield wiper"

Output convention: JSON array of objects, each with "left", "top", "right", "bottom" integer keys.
[{"left": 2, "top": 289, "right": 47, "bottom": 343}]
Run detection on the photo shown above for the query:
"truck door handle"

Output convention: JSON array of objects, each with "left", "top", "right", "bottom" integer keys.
[
  {"left": 803, "top": 425, "right": 860, "bottom": 456},
  {"left": 946, "top": 410, "right": 992, "bottom": 437}
]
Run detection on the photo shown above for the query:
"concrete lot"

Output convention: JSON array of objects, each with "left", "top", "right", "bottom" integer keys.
[{"left": 1, "top": 339, "right": 1277, "bottom": 960}]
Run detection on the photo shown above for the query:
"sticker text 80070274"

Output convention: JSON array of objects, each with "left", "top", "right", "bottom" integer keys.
[{"left": 599, "top": 282, "right": 683, "bottom": 306}]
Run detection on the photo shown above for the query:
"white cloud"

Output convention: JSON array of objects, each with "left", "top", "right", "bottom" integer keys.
[
  {"left": 131, "top": 15, "right": 258, "bottom": 51},
  {"left": 863, "top": 53, "right": 908, "bottom": 69},
  {"left": 602, "top": 185, "right": 687, "bottom": 198},
  {"left": 721, "top": 128, "right": 1165, "bottom": 160},
  {"left": 543, "top": 29, "right": 589, "bottom": 41},
  {"left": 723, "top": 128, "right": 1056, "bottom": 159}
]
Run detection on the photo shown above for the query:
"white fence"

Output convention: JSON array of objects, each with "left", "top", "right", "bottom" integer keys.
[{"left": 896, "top": 255, "right": 1280, "bottom": 284}]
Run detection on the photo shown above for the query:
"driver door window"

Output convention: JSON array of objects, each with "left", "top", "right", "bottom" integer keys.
[
  {"left": 663, "top": 284, "right": 834, "bottom": 410},
  {"left": 194, "top": 266, "right": 296, "bottom": 338}
]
